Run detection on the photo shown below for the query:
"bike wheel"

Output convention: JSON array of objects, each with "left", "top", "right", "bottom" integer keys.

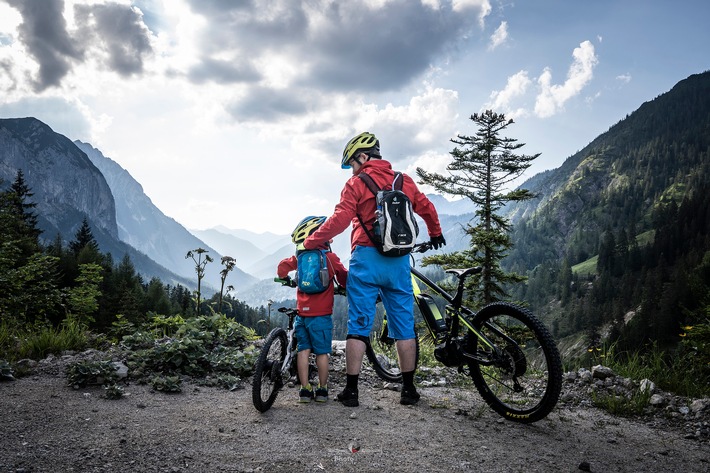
[
  {"left": 467, "top": 302, "right": 562, "bottom": 423},
  {"left": 252, "top": 328, "right": 288, "bottom": 413},
  {"left": 365, "top": 306, "right": 419, "bottom": 383}
]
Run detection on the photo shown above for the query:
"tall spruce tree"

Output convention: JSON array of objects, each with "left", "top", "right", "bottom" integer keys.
[{"left": 417, "top": 110, "right": 539, "bottom": 306}]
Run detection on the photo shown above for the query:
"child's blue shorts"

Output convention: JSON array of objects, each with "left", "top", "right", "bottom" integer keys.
[{"left": 294, "top": 314, "right": 333, "bottom": 355}]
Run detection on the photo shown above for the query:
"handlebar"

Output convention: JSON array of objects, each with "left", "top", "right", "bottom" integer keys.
[
  {"left": 412, "top": 241, "right": 434, "bottom": 253},
  {"left": 274, "top": 277, "right": 297, "bottom": 288}
]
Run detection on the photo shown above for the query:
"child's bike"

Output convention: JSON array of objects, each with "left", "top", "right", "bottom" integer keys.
[
  {"left": 366, "top": 242, "right": 563, "bottom": 423},
  {"left": 252, "top": 304, "right": 314, "bottom": 412}
]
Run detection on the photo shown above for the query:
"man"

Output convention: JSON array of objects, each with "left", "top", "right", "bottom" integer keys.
[{"left": 304, "top": 131, "right": 446, "bottom": 407}]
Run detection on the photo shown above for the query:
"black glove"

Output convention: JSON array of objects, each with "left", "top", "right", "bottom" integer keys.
[{"left": 430, "top": 235, "right": 446, "bottom": 249}]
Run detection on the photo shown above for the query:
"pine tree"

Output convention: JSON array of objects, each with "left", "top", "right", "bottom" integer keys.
[
  {"left": 69, "top": 217, "right": 100, "bottom": 255},
  {"left": 417, "top": 110, "right": 540, "bottom": 305}
]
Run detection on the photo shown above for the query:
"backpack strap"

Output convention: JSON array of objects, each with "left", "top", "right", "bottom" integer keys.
[{"left": 356, "top": 171, "right": 381, "bottom": 247}]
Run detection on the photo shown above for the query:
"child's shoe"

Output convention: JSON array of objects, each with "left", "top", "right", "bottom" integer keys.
[
  {"left": 299, "top": 384, "right": 314, "bottom": 403},
  {"left": 315, "top": 385, "right": 328, "bottom": 402}
]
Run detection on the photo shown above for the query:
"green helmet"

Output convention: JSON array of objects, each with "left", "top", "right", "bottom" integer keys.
[
  {"left": 291, "top": 216, "right": 326, "bottom": 245},
  {"left": 341, "top": 132, "right": 380, "bottom": 169}
]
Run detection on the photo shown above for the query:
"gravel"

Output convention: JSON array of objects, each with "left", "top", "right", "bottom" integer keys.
[{"left": 1, "top": 351, "right": 708, "bottom": 473}]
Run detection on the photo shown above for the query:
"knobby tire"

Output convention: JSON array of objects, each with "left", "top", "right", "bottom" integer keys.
[
  {"left": 467, "top": 302, "right": 562, "bottom": 423},
  {"left": 252, "top": 328, "right": 288, "bottom": 413}
]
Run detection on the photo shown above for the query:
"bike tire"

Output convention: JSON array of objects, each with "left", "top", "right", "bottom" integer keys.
[
  {"left": 467, "top": 302, "right": 562, "bottom": 423},
  {"left": 252, "top": 328, "right": 288, "bottom": 413},
  {"left": 366, "top": 309, "right": 420, "bottom": 383}
]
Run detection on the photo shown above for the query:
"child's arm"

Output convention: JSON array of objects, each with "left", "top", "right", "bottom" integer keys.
[{"left": 276, "top": 255, "right": 297, "bottom": 279}]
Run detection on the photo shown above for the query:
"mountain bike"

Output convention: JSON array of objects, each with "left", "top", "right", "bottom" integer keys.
[
  {"left": 252, "top": 303, "right": 316, "bottom": 412},
  {"left": 367, "top": 242, "right": 563, "bottom": 423}
]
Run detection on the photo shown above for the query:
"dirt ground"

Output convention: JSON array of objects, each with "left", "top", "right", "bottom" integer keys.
[{"left": 2, "top": 362, "right": 709, "bottom": 473}]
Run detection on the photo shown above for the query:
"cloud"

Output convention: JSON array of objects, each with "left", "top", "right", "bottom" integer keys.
[
  {"left": 182, "top": 0, "right": 485, "bottom": 94},
  {"left": 534, "top": 40, "right": 598, "bottom": 118},
  {"left": 5, "top": 0, "right": 82, "bottom": 91},
  {"left": 489, "top": 21, "right": 508, "bottom": 50},
  {"left": 73, "top": 3, "right": 153, "bottom": 76},
  {"left": 3, "top": 0, "right": 153, "bottom": 91},
  {"left": 616, "top": 73, "right": 632, "bottom": 83},
  {"left": 484, "top": 70, "right": 531, "bottom": 118}
]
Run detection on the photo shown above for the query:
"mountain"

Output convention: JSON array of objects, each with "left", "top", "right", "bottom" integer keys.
[
  {"left": 189, "top": 228, "right": 268, "bottom": 270},
  {"left": 504, "top": 70, "right": 710, "bottom": 272},
  {"left": 74, "top": 142, "right": 256, "bottom": 291},
  {"left": 0, "top": 117, "right": 226, "bottom": 290},
  {"left": 0, "top": 118, "right": 117, "bottom": 239}
]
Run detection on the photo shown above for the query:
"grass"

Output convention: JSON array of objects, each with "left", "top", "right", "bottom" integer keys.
[
  {"left": 588, "top": 342, "right": 709, "bottom": 399},
  {"left": 0, "top": 319, "right": 88, "bottom": 362}
]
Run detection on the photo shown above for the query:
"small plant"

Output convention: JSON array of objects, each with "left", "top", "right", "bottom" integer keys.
[
  {"left": 0, "top": 359, "right": 14, "bottom": 381},
  {"left": 590, "top": 388, "right": 652, "bottom": 417},
  {"left": 151, "top": 374, "right": 182, "bottom": 393},
  {"left": 104, "top": 383, "right": 124, "bottom": 399},
  {"left": 66, "top": 360, "right": 119, "bottom": 388}
]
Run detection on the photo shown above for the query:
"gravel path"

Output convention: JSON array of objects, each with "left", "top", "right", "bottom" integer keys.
[{"left": 2, "top": 370, "right": 708, "bottom": 473}]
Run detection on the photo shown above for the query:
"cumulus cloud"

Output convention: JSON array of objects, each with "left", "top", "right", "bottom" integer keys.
[
  {"left": 485, "top": 70, "right": 531, "bottom": 117},
  {"left": 534, "top": 40, "right": 598, "bottom": 118},
  {"left": 182, "top": 0, "right": 485, "bottom": 95},
  {"left": 5, "top": 0, "right": 82, "bottom": 91},
  {"left": 489, "top": 21, "right": 508, "bottom": 50},
  {"left": 3, "top": 0, "right": 153, "bottom": 91},
  {"left": 73, "top": 3, "right": 153, "bottom": 76}
]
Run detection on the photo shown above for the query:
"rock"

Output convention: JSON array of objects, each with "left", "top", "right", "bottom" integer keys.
[
  {"left": 579, "top": 370, "right": 593, "bottom": 383},
  {"left": 649, "top": 394, "right": 665, "bottom": 406},
  {"left": 592, "top": 365, "right": 614, "bottom": 379},
  {"left": 690, "top": 399, "right": 709, "bottom": 414},
  {"left": 639, "top": 379, "right": 655, "bottom": 394},
  {"left": 112, "top": 362, "right": 129, "bottom": 379}
]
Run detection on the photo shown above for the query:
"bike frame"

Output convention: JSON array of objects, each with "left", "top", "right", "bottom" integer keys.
[
  {"left": 410, "top": 265, "right": 511, "bottom": 366},
  {"left": 278, "top": 308, "right": 299, "bottom": 377}
]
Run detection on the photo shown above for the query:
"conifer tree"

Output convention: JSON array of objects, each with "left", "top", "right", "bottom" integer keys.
[{"left": 417, "top": 110, "right": 539, "bottom": 305}]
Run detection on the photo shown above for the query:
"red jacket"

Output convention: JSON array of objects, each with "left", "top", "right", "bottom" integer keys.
[
  {"left": 304, "top": 159, "right": 442, "bottom": 253},
  {"left": 276, "top": 251, "right": 348, "bottom": 316}
]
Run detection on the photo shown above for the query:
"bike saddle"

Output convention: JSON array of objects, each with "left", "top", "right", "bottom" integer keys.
[{"left": 445, "top": 267, "right": 483, "bottom": 279}]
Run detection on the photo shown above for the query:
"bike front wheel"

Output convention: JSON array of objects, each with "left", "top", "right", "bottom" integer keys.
[
  {"left": 252, "top": 328, "right": 288, "bottom": 413},
  {"left": 467, "top": 302, "right": 562, "bottom": 423}
]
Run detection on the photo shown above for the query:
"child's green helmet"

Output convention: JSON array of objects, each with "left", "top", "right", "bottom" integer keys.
[
  {"left": 341, "top": 132, "right": 380, "bottom": 169},
  {"left": 291, "top": 216, "right": 327, "bottom": 245}
]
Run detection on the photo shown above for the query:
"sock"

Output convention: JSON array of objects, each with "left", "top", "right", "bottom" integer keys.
[
  {"left": 302, "top": 383, "right": 312, "bottom": 390},
  {"left": 346, "top": 374, "right": 359, "bottom": 391},
  {"left": 402, "top": 370, "right": 415, "bottom": 389}
]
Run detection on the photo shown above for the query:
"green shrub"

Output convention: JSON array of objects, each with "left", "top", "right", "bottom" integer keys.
[
  {"left": 66, "top": 360, "right": 119, "bottom": 388},
  {"left": 151, "top": 374, "right": 182, "bottom": 393},
  {"left": 104, "top": 383, "right": 124, "bottom": 399}
]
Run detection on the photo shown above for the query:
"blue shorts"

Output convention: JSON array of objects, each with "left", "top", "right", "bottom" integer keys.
[
  {"left": 294, "top": 315, "right": 333, "bottom": 355},
  {"left": 346, "top": 246, "right": 415, "bottom": 340}
]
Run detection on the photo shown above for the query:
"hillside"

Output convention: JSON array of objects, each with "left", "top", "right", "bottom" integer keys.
[{"left": 506, "top": 71, "right": 710, "bottom": 270}]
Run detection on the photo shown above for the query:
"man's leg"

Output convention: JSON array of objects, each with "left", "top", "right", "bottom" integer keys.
[
  {"left": 396, "top": 338, "right": 417, "bottom": 372},
  {"left": 345, "top": 337, "right": 367, "bottom": 375}
]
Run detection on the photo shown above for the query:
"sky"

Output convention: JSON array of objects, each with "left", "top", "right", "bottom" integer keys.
[{"left": 0, "top": 0, "right": 708, "bottom": 235}]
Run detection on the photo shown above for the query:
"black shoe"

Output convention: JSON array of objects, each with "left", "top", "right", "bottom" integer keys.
[
  {"left": 400, "top": 386, "right": 420, "bottom": 405},
  {"left": 336, "top": 388, "right": 359, "bottom": 407}
]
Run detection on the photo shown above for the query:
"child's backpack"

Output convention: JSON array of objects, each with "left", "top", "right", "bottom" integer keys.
[
  {"left": 357, "top": 171, "right": 419, "bottom": 257},
  {"left": 295, "top": 249, "right": 331, "bottom": 294}
]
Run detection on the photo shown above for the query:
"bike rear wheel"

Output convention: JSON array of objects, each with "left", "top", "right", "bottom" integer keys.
[
  {"left": 467, "top": 302, "right": 562, "bottom": 423},
  {"left": 252, "top": 328, "right": 288, "bottom": 413},
  {"left": 366, "top": 308, "right": 419, "bottom": 383}
]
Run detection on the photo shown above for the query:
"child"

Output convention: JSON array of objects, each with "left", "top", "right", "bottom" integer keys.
[{"left": 277, "top": 216, "right": 348, "bottom": 403}]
